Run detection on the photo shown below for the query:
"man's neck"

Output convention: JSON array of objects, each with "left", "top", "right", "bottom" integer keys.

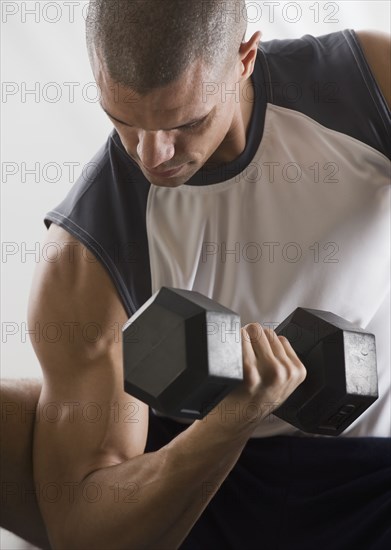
[{"left": 205, "top": 76, "right": 255, "bottom": 167}]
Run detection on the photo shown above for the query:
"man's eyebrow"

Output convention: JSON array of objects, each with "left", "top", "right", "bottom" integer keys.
[{"left": 99, "top": 103, "right": 210, "bottom": 130}]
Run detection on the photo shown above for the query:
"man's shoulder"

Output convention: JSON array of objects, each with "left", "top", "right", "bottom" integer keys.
[
  {"left": 257, "top": 29, "right": 390, "bottom": 159},
  {"left": 43, "top": 131, "right": 153, "bottom": 319}
]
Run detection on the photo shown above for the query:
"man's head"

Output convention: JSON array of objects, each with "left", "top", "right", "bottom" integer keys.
[{"left": 86, "top": 0, "right": 261, "bottom": 187}]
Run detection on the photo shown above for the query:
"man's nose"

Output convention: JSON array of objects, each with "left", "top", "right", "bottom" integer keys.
[{"left": 137, "top": 130, "right": 175, "bottom": 169}]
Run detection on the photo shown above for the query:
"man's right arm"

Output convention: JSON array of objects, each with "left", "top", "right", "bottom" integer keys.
[{"left": 29, "top": 224, "right": 305, "bottom": 550}]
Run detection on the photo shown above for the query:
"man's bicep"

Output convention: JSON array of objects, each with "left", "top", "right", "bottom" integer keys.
[
  {"left": 27, "top": 224, "right": 130, "bottom": 371},
  {"left": 27, "top": 226, "right": 149, "bottom": 520},
  {"left": 33, "top": 356, "right": 149, "bottom": 479},
  {"left": 32, "top": 357, "right": 149, "bottom": 537}
]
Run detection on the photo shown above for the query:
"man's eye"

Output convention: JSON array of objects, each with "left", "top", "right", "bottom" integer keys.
[{"left": 182, "top": 119, "right": 204, "bottom": 131}]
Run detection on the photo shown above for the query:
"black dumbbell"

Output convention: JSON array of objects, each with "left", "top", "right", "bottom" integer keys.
[{"left": 122, "top": 287, "right": 378, "bottom": 436}]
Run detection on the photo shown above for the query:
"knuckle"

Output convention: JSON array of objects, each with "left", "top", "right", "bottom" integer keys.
[
  {"left": 268, "top": 359, "right": 307, "bottom": 386},
  {"left": 297, "top": 362, "right": 307, "bottom": 381},
  {"left": 280, "top": 359, "right": 302, "bottom": 380},
  {"left": 271, "top": 362, "right": 289, "bottom": 383}
]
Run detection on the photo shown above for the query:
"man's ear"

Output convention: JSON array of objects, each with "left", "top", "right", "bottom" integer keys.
[{"left": 239, "top": 31, "right": 262, "bottom": 79}]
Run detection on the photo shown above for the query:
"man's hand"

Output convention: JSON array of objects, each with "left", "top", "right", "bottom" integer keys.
[
  {"left": 240, "top": 324, "right": 307, "bottom": 416},
  {"left": 206, "top": 324, "right": 307, "bottom": 438}
]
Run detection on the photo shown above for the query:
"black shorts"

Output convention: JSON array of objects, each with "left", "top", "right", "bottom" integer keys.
[{"left": 145, "top": 410, "right": 391, "bottom": 550}]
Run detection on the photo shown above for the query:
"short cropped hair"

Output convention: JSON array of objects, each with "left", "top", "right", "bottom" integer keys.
[{"left": 86, "top": 0, "right": 248, "bottom": 95}]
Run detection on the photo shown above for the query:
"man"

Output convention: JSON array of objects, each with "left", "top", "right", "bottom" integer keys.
[{"left": 2, "top": 0, "right": 390, "bottom": 547}]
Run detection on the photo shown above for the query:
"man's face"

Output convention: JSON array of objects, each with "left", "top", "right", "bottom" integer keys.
[{"left": 93, "top": 49, "right": 245, "bottom": 187}]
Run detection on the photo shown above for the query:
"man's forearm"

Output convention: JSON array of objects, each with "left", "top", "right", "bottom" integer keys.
[
  {"left": 62, "top": 415, "right": 252, "bottom": 550},
  {"left": 2, "top": 378, "right": 250, "bottom": 550}
]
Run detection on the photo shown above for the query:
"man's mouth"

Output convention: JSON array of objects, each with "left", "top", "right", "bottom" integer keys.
[{"left": 145, "top": 164, "right": 186, "bottom": 178}]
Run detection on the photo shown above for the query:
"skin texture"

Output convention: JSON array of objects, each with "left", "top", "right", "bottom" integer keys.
[{"left": 1, "top": 29, "right": 389, "bottom": 549}]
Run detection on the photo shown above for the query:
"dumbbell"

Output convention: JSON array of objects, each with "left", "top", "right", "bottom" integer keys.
[{"left": 122, "top": 287, "right": 378, "bottom": 436}]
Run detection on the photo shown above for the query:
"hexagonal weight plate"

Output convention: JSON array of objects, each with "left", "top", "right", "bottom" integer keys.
[
  {"left": 122, "top": 287, "right": 243, "bottom": 418},
  {"left": 274, "top": 308, "right": 378, "bottom": 435}
]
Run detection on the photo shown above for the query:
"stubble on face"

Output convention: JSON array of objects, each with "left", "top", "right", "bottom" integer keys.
[{"left": 92, "top": 45, "right": 255, "bottom": 187}]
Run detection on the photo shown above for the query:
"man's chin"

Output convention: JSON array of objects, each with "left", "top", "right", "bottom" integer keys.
[{"left": 145, "top": 164, "right": 199, "bottom": 187}]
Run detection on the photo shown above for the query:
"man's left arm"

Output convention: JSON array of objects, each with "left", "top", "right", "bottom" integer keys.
[{"left": 355, "top": 30, "right": 391, "bottom": 110}]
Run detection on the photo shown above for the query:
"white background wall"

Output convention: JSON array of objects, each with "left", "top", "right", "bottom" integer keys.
[{"left": 1, "top": 1, "right": 390, "bottom": 548}]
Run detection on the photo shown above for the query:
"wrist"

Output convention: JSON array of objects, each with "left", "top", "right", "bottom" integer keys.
[{"left": 196, "top": 399, "right": 264, "bottom": 445}]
